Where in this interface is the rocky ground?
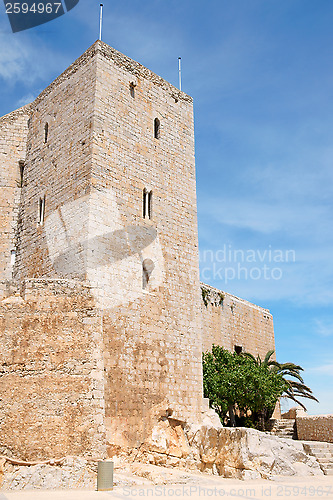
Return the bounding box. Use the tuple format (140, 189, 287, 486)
(1, 462, 333, 500)
(0, 403, 327, 491)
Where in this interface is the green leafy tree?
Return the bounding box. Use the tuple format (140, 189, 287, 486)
(242, 350, 319, 412)
(203, 345, 287, 430)
(203, 347, 235, 425)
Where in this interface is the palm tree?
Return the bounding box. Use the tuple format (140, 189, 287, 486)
(242, 349, 319, 411)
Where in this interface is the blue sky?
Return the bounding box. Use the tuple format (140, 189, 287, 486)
(1, 0, 332, 414)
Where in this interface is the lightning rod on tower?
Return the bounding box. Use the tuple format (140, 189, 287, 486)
(99, 4, 103, 41)
(178, 57, 182, 91)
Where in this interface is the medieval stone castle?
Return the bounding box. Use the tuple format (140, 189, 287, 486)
(0, 41, 275, 461)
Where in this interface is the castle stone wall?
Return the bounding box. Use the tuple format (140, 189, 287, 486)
(296, 414, 333, 444)
(0, 106, 30, 299)
(91, 44, 203, 449)
(0, 279, 106, 461)
(0, 41, 279, 461)
(201, 283, 275, 358)
(16, 49, 97, 282)
(1, 41, 204, 454)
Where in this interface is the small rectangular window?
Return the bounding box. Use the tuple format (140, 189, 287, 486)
(234, 345, 243, 355)
(130, 82, 135, 98)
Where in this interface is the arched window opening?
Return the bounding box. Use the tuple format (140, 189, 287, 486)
(142, 258, 154, 289)
(44, 122, 49, 143)
(130, 82, 135, 98)
(154, 118, 160, 139)
(39, 195, 46, 225)
(143, 189, 152, 219)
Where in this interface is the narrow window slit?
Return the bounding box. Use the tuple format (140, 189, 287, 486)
(39, 195, 46, 225)
(143, 189, 147, 218)
(148, 190, 152, 219)
(143, 189, 152, 219)
(18, 160, 25, 187)
(154, 118, 160, 139)
(10, 250, 16, 266)
(44, 122, 49, 143)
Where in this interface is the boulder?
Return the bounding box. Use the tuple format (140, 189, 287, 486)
(186, 423, 323, 479)
(116, 403, 324, 479)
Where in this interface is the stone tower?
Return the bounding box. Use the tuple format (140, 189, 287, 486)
(0, 41, 278, 462)
(0, 41, 204, 457)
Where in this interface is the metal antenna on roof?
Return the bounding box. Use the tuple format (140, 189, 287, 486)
(99, 4, 103, 41)
(178, 57, 182, 91)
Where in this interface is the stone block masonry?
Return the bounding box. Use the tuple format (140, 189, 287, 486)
(297, 414, 333, 444)
(0, 40, 277, 465)
(0, 279, 106, 461)
(92, 42, 203, 450)
(201, 283, 275, 358)
(0, 40, 204, 458)
(0, 106, 30, 299)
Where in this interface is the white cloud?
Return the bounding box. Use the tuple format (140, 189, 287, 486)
(200, 196, 331, 236)
(308, 364, 333, 376)
(0, 26, 70, 85)
(303, 388, 333, 416)
(198, 131, 333, 306)
(16, 93, 36, 107)
(314, 319, 333, 338)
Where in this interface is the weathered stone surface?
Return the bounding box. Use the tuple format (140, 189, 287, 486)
(189, 424, 323, 479)
(296, 414, 333, 444)
(109, 403, 323, 480)
(0, 405, 324, 490)
(0, 39, 276, 469)
(0, 457, 96, 490)
(0, 280, 106, 461)
(201, 283, 275, 361)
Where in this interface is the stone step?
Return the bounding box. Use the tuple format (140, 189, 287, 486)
(272, 429, 294, 433)
(272, 422, 295, 428)
(275, 432, 294, 436)
(270, 420, 296, 439)
(301, 441, 333, 475)
(317, 458, 333, 465)
(308, 444, 333, 450)
(321, 466, 333, 473)
(271, 428, 294, 433)
(274, 421, 294, 425)
(313, 452, 333, 458)
(304, 441, 333, 448)
(269, 418, 296, 437)
(275, 420, 295, 424)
